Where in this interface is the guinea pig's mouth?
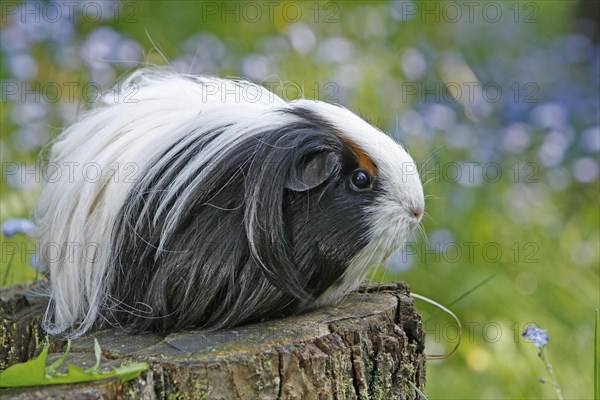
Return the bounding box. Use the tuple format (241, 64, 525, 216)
(383, 209, 423, 260)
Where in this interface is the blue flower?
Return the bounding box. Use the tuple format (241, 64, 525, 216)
(30, 251, 40, 270)
(2, 218, 36, 238)
(522, 324, 549, 348)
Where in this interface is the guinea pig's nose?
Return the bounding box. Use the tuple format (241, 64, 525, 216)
(410, 206, 423, 221)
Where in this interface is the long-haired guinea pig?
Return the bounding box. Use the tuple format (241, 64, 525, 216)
(34, 69, 424, 337)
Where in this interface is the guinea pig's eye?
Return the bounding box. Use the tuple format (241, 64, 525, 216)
(349, 168, 372, 191)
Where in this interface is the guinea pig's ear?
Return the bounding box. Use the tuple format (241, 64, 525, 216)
(285, 152, 338, 192)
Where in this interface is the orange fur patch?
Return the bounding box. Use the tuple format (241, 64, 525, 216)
(342, 138, 378, 177)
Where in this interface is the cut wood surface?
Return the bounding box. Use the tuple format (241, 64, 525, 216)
(1, 281, 425, 399)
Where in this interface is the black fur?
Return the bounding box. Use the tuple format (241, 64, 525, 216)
(106, 107, 378, 333)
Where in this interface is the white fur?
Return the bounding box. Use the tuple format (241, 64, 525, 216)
(35, 69, 423, 336)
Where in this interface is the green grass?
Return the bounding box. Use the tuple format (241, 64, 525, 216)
(595, 309, 599, 400)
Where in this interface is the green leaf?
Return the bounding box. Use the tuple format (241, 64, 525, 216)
(85, 338, 102, 374)
(0, 344, 49, 387)
(112, 363, 150, 382)
(0, 341, 149, 388)
(48, 364, 102, 384)
(46, 340, 72, 379)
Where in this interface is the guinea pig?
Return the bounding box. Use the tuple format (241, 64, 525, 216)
(34, 69, 425, 337)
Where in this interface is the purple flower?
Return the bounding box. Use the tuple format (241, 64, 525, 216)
(522, 324, 549, 348)
(2, 218, 36, 238)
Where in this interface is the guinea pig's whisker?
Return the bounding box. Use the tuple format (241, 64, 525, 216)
(422, 175, 438, 187)
(418, 147, 446, 173)
(375, 235, 398, 297)
(420, 208, 435, 223)
(418, 148, 446, 187)
(417, 223, 429, 247)
(354, 235, 387, 304)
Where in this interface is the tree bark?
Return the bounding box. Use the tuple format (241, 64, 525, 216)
(1, 282, 425, 399)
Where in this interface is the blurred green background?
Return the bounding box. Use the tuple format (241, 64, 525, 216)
(1, 1, 598, 398)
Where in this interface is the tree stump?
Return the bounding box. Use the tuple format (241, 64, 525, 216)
(1, 282, 425, 399)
